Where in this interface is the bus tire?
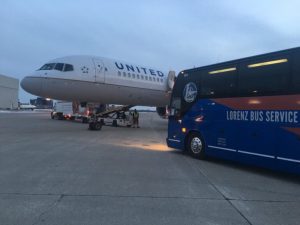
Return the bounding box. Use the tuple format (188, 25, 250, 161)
(187, 132, 205, 159)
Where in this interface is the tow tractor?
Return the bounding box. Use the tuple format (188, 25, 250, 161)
(89, 105, 133, 130)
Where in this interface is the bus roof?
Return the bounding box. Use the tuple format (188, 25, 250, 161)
(182, 46, 300, 74)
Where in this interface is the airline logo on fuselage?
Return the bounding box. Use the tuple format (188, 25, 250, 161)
(115, 62, 164, 77)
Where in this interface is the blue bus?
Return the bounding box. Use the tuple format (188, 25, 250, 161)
(167, 47, 300, 174)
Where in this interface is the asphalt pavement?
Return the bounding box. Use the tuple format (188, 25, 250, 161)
(0, 111, 300, 225)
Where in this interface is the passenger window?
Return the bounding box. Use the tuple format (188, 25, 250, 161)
(141, 75, 144, 80)
(54, 63, 64, 71)
(239, 56, 289, 96)
(132, 74, 135, 79)
(64, 64, 74, 72)
(123, 72, 126, 77)
(128, 73, 131, 78)
(145, 76, 148, 80)
(149, 77, 152, 81)
(118, 71, 121, 76)
(137, 75, 140, 79)
(201, 65, 237, 98)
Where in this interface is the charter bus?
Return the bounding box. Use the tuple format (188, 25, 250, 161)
(167, 47, 300, 174)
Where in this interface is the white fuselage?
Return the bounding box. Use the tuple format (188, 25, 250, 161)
(21, 56, 171, 107)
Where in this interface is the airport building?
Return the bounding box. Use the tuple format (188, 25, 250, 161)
(0, 74, 19, 109)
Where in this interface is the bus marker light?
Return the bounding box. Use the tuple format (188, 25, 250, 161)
(209, 67, 236, 74)
(249, 100, 261, 105)
(182, 128, 187, 133)
(248, 59, 288, 68)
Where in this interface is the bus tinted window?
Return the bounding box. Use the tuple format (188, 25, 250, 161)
(292, 52, 300, 91)
(239, 57, 289, 96)
(200, 66, 237, 98)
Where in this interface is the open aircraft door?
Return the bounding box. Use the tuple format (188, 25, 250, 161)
(93, 59, 105, 83)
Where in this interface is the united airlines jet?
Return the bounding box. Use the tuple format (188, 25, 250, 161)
(21, 56, 175, 117)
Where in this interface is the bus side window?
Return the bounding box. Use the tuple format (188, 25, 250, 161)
(200, 66, 237, 98)
(292, 52, 300, 92)
(238, 56, 289, 96)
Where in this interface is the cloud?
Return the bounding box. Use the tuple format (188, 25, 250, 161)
(1, 0, 300, 101)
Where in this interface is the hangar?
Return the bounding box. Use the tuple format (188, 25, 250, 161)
(0, 74, 19, 109)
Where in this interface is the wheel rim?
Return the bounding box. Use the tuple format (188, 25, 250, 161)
(190, 137, 202, 154)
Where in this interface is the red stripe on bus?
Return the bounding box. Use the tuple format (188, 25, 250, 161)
(213, 95, 300, 110)
(283, 127, 300, 137)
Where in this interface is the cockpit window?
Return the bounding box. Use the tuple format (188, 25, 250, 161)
(54, 63, 64, 71)
(64, 64, 74, 72)
(39, 63, 56, 70)
(38, 63, 74, 72)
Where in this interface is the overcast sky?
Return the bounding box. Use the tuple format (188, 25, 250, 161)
(1, 0, 300, 102)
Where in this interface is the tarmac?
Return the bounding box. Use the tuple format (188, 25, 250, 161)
(1, 111, 300, 225)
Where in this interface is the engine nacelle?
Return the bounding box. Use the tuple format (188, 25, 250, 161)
(167, 70, 176, 90)
(156, 106, 169, 118)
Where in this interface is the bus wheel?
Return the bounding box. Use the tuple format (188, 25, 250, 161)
(187, 132, 205, 159)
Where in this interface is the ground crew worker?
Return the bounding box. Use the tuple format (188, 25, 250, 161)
(132, 109, 140, 128)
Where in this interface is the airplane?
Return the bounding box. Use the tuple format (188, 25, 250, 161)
(21, 55, 175, 117)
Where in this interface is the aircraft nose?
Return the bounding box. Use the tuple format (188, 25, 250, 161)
(20, 76, 42, 96)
